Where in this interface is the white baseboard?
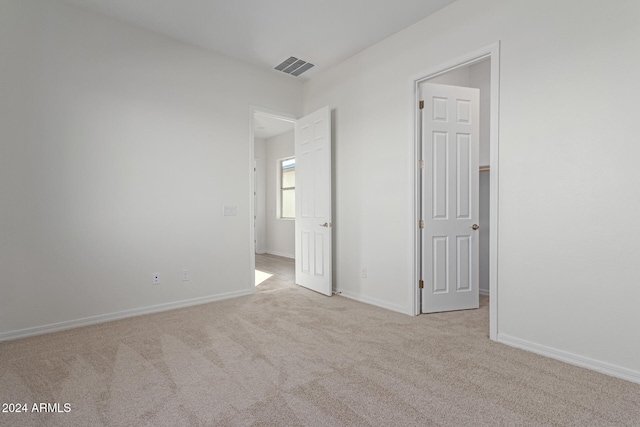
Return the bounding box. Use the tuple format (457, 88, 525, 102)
(498, 333, 640, 385)
(0, 289, 253, 342)
(265, 250, 294, 259)
(479, 289, 490, 296)
(336, 289, 412, 316)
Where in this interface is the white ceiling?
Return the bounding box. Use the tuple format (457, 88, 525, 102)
(62, 0, 458, 80)
(253, 114, 295, 140)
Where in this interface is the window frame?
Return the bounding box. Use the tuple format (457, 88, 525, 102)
(278, 157, 295, 220)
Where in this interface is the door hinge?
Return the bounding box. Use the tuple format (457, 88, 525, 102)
(419, 220, 424, 229)
(419, 100, 424, 110)
(419, 279, 424, 289)
(419, 160, 424, 169)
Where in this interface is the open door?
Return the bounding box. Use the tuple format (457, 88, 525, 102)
(421, 83, 479, 313)
(295, 107, 332, 296)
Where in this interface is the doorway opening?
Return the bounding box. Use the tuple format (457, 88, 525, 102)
(255, 253, 295, 291)
(412, 42, 500, 340)
(250, 108, 297, 289)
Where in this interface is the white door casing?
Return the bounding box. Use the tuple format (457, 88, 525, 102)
(253, 159, 257, 251)
(421, 83, 479, 313)
(295, 107, 332, 296)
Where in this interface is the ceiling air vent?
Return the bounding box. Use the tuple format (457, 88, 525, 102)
(274, 56, 315, 77)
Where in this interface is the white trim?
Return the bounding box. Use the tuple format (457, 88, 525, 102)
(479, 289, 490, 296)
(409, 67, 422, 316)
(0, 289, 253, 342)
(488, 45, 501, 342)
(409, 42, 501, 342)
(249, 106, 298, 290)
(254, 110, 297, 124)
(498, 334, 640, 385)
(265, 250, 295, 259)
(276, 155, 296, 220)
(249, 107, 257, 289)
(337, 290, 412, 316)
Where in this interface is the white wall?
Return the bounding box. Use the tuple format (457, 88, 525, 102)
(303, 0, 640, 378)
(426, 66, 470, 86)
(469, 60, 491, 168)
(265, 130, 295, 258)
(0, 0, 302, 338)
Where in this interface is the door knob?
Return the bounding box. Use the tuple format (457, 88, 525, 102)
(471, 224, 479, 230)
(319, 222, 331, 228)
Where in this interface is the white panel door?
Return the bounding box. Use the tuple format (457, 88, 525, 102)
(421, 83, 479, 313)
(295, 107, 332, 296)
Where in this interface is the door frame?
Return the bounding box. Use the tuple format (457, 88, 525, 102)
(249, 106, 297, 290)
(410, 42, 500, 340)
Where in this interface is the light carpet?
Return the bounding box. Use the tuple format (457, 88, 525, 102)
(1, 280, 639, 426)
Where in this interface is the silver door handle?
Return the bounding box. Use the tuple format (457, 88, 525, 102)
(319, 222, 331, 227)
(471, 224, 479, 230)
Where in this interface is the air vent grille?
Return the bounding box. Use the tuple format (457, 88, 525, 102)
(274, 56, 315, 76)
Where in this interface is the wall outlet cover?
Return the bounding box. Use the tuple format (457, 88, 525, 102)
(223, 205, 237, 216)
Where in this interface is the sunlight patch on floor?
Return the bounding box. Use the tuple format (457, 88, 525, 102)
(255, 270, 273, 286)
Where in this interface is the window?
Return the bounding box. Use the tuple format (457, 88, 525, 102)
(280, 158, 295, 219)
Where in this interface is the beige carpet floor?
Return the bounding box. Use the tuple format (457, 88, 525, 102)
(1, 261, 640, 426)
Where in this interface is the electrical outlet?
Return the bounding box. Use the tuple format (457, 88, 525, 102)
(181, 269, 190, 282)
(360, 268, 367, 278)
(152, 273, 160, 285)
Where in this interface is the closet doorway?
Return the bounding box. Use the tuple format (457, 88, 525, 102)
(412, 43, 500, 339)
